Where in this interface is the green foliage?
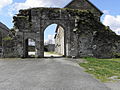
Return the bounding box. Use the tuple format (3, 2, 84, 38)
(3, 36, 13, 41)
(80, 57, 120, 82)
(113, 52, 120, 58)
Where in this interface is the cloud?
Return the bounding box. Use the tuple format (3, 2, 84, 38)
(48, 35, 54, 40)
(45, 35, 55, 45)
(0, 0, 13, 9)
(103, 15, 120, 35)
(9, 0, 72, 17)
(11, 0, 52, 11)
(10, 0, 72, 11)
(103, 10, 110, 15)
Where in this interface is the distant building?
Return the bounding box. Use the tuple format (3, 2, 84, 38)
(65, 0, 103, 21)
(54, 26, 64, 55)
(0, 22, 11, 57)
(44, 44, 55, 52)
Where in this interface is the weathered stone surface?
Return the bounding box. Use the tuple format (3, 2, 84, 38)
(73, 17, 120, 58)
(13, 8, 83, 58)
(11, 7, 120, 58)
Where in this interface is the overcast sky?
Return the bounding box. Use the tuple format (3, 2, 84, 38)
(0, 0, 120, 40)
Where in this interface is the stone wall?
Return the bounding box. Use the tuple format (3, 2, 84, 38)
(72, 14, 120, 58)
(13, 8, 77, 58)
(13, 8, 120, 58)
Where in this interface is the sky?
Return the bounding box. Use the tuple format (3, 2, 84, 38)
(0, 0, 120, 42)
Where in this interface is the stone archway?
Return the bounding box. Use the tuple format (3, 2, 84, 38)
(12, 7, 120, 59)
(31, 9, 73, 58)
(43, 23, 66, 57)
(36, 20, 69, 58)
(13, 8, 76, 58)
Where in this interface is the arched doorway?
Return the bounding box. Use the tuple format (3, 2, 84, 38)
(44, 24, 65, 57)
(25, 38, 36, 58)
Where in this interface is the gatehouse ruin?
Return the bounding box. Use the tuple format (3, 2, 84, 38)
(1, 0, 120, 58)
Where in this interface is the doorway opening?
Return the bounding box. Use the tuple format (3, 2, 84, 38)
(44, 24, 65, 57)
(25, 38, 36, 58)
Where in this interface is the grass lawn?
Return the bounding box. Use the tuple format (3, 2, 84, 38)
(80, 57, 120, 82)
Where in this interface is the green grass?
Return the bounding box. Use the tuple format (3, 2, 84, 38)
(80, 57, 120, 82)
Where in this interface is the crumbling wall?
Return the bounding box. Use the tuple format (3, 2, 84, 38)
(1, 34, 19, 58)
(73, 13, 120, 58)
(92, 27, 120, 58)
(13, 8, 84, 58)
(13, 7, 120, 58)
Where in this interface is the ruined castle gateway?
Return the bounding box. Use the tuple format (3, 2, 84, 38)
(0, 0, 119, 58)
(13, 8, 89, 58)
(13, 8, 76, 58)
(13, 8, 120, 58)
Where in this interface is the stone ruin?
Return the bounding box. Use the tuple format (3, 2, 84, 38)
(0, 22, 14, 58)
(1, 0, 120, 58)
